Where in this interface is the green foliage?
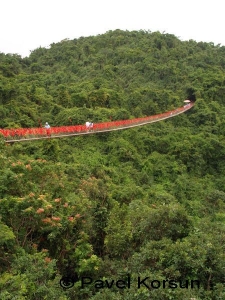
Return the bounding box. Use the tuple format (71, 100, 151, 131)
(1, 30, 225, 299)
(0, 250, 68, 300)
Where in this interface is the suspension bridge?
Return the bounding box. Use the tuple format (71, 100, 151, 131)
(1, 101, 194, 143)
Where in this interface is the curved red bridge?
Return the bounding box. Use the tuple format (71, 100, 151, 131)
(1, 101, 194, 143)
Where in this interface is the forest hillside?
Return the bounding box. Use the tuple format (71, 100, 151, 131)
(1, 30, 225, 299)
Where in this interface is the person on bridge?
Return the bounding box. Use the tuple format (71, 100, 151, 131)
(44, 122, 51, 136)
(85, 121, 93, 131)
(45, 122, 50, 129)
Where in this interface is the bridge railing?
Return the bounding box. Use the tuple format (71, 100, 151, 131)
(1, 102, 193, 142)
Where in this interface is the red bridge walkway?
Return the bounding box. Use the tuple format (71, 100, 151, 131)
(1, 101, 194, 143)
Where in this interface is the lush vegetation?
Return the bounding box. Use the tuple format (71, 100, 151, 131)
(1, 29, 225, 299)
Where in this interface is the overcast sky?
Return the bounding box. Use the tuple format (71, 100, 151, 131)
(1, 0, 224, 57)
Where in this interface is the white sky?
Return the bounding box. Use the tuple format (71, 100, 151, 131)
(1, 0, 224, 57)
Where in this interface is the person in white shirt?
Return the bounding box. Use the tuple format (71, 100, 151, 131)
(45, 122, 50, 129)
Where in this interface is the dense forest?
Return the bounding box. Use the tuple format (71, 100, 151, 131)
(1, 29, 225, 299)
